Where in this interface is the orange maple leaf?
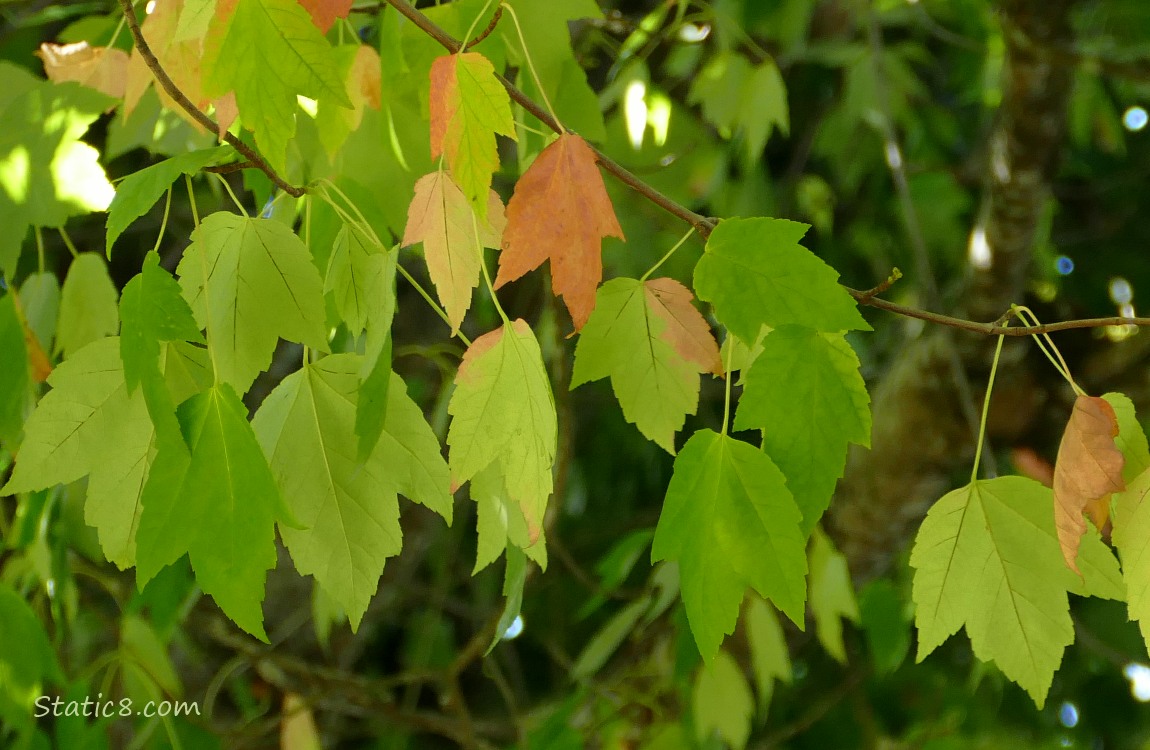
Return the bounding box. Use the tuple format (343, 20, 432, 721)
(296, 0, 353, 33)
(124, 0, 209, 130)
(644, 278, 722, 376)
(495, 133, 625, 330)
(1053, 394, 1126, 572)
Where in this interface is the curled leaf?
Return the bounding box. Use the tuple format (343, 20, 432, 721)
(1053, 394, 1125, 573)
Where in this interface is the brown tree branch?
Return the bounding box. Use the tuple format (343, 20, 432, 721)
(115, 0, 307, 198)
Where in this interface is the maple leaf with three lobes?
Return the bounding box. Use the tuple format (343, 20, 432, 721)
(496, 133, 625, 330)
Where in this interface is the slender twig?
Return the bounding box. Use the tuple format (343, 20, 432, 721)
(849, 289, 1150, 336)
(114, 0, 307, 197)
(856, 268, 902, 302)
(204, 161, 255, 175)
(464, 5, 502, 50)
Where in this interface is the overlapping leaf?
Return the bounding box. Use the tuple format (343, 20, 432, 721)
(1053, 394, 1125, 572)
(1, 339, 209, 568)
(448, 319, 556, 540)
(911, 476, 1124, 707)
(0, 65, 114, 272)
(105, 146, 232, 257)
(694, 217, 869, 342)
(652, 429, 807, 661)
(177, 211, 327, 394)
(495, 133, 624, 330)
(745, 596, 791, 713)
(1108, 394, 1150, 652)
(56, 253, 119, 358)
(0, 294, 30, 443)
(693, 650, 754, 749)
(120, 252, 204, 447)
(471, 462, 547, 574)
(429, 51, 515, 217)
(298, 0, 354, 32)
(808, 527, 859, 663)
(136, 383, 287, 641)
(402, 169, 506, 334)
(254, 354, 450, 629)
(572, 277, 718, 453)
(38, 42, 128, 99)
(315, 44, 382, 157)
(734, 326, 871, 534)
(200, 0, 350, 170)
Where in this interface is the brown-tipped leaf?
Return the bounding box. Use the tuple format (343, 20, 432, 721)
(1053, 394, 1125, 572)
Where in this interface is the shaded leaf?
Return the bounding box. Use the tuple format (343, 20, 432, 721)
(745, 595, 791, 714)
(693, 650, 753, 749)
(56, 253, 119, 358)
(808, 527, 859, 663)
(495, 133, 624, 330)
(472, 462, 546, 574)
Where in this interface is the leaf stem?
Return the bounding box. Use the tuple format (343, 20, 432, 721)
(499, 2, 563, 131)
(475, 213, 509, 325)
(721, 330, 734, 435)
(34, 227, 45, 273)
(970, 331, 1006, 484)
(1011, 304, 1084, 396)
(640, 227, 695, 282)
(213, 173, 249, 218)
(185, 174, 201, 228)
(58, 227, 79, 258)
(150, 187, 173, 255)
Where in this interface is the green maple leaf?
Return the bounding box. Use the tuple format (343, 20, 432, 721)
(200, 0, 350, 171)
(430, 52, 516, 218)
(177, 211, 327, 395)
(120, 253, 204, 445)
(572, 278, 700, 453)
(734, 325, 871, 534)
(652, 429, 807, 662)
(56, 253, 119, 358)
(471, 462, 547, 574)
(1, 339, 209, 569)
(692, 649, 754, 749)
(0, 294, 29, 444)
(322, 222, 399, 460)
(0, 65, 115, 273)
(253, 354, 450, 629)
(1109, 394, 1150, 652)
(744, 595, 791, 713)
(693, 217, 869, 342)
(448, 319, 556, 541)
(0, 583, 63, 730)
(911, 475, 1123, 707)
(325, 224, 392, 336)
(807, 527, 859, 664)
(136, 383, 287, 641)
(105, 146, 232, 258)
